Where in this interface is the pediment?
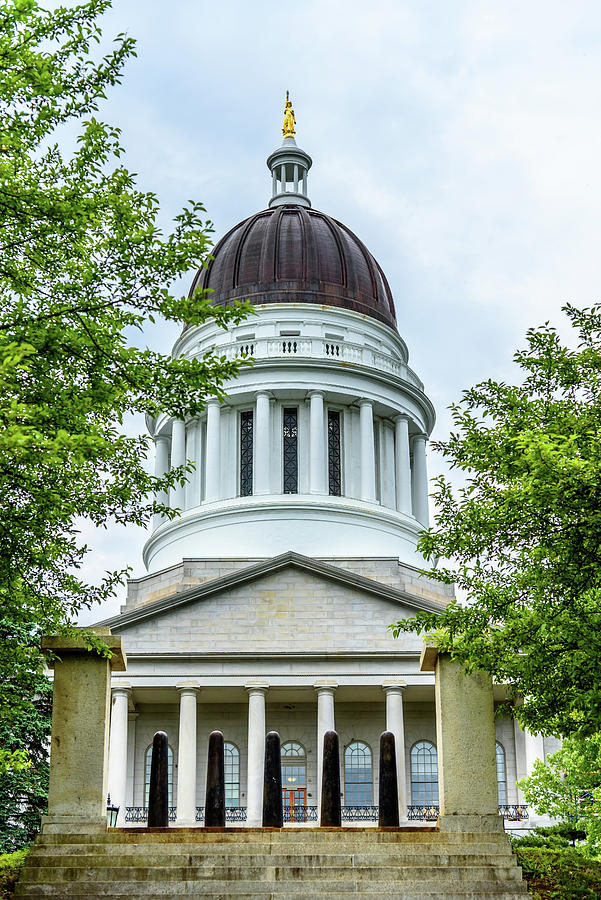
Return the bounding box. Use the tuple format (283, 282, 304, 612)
(98, 552, 443, 656)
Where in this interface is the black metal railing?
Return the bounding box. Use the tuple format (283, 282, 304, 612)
(283, 805, 318, 823)
(194, 807, 248, 823)
(341, 805, 379, 821)
(499, 804, 529, 821)
(407, 805, 440, 821)
(124, 807, 176, 823)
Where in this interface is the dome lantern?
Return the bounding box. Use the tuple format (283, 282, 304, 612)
(266, 92, 312, 208)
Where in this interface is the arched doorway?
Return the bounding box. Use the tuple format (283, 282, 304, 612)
(281, 741, 307, 822)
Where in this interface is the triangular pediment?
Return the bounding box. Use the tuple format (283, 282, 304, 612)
(98, 552, 444, 655)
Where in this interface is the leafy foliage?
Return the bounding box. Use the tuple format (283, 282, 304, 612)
(0, 849, 28, 900)
(518, 734, 601, 854)
(515, 847, 601, 900)
(0, 674, 51, 852)
(392, 305, 601, 736)
(0, 0, 249, 717)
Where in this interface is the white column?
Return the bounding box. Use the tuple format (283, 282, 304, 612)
(176, 683, 200, 825)
(411, 433, 429, 527)
(153, 436, 170, 528)
(185, 419, 201, 509)
(272, 168, 277, 198)
(255, 392, 271, 495)
(293, 163, 299, 193)
(315, 681, 337, 811)
(309, 391, 326, 494)
(170, 419, 186, 511)
(383, 681, 407, 820)
(204, 399, 221, 502)
(359, 399, 376, 502)
(524, 729, 546, 777)
(245, 681, 268, 827)
(394, 415, 412, 515)
(107, 684, 131, 825)
(381, 421, 396, 508)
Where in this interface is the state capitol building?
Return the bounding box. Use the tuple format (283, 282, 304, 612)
(97, 101, 554, 831)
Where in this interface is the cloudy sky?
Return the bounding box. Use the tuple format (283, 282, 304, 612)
(76, 0, 601, 621)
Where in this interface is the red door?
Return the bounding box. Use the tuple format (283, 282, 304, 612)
(282, 787, 307, 822)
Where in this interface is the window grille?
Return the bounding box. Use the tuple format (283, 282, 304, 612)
(282, 408, 298, 493)
(144, 744, 174, 807)
(496, 741, 507, 805)
(410, 740, 438, 806)
(224, 742, 240, 808)
(327, 410, 342, 496)
(344, 741, 373, 806)
(239, 410, 253, 496)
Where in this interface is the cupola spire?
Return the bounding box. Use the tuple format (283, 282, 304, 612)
(267, 92, 312, 208)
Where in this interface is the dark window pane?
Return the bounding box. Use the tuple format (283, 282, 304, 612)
(328, 410, 341, 495)
(344, 741, 372, 807)
(283, 408, 298, 493)
(240, 410, 253, 496)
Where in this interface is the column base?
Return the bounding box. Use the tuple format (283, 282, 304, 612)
(41, 815, 108, 834)
(438, 813, 504, 834)
(175, 818, 197, 827)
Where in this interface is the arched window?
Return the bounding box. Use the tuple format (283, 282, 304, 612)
(344, 741, 373, 806)
(224, 742, 240, 808)
(496, 741, 507, 805)
(144, 743, 174, 807)
(410, 740, 438, 805)
(281, 741, 307, 787)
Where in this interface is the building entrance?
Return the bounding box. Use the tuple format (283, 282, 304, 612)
(281, 741, 307, 823)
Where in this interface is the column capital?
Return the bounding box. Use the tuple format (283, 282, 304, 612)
(393, 413, 410, 423)
(154, 434, 170, 445)
(308, 389, 325, 399)
(245, 680, 269, 696)
(358, 398, 373, 408)
(111, 682, 132, 699)
(176, 681, 201, 697)
(255, 390, 272, 400)
(412, 432, 428, 443)
(382, 680, 407, 695)
(205, 396, 220, 407)
(314, 680, 338, 695)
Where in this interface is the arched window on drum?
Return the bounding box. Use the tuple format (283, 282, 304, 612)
(496, 741, 508, 805)
(344, 741, 373, 806)
(410, 740, 438, 805)
(224, 742, 240, 808)
(144, 743, 174, 807)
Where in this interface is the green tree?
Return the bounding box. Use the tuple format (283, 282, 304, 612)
(0, 672, 51, 852)
(392, 304, 601, 737)
(517, 734, 601, 853)
(0, 0, 249, 739)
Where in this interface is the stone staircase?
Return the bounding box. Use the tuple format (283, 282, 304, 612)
(15, 827, 528, 899)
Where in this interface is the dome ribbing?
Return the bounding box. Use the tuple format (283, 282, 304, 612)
(189, 205, 397, 331)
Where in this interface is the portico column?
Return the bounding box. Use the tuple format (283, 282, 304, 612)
(411, 433, 429, 527)
(315, 681, 337, 811)
(153, 436, 170, 527)
(309, 391, 326, 494)
(255, 391, 271, 495)
(382, 682, 407, 820)
(359, 399, 376, 502)
(204, 399, 221, 502)
(394, 415, 412, 515)
(176, 683, 200, 825)
(170, 419, 186, 511)
(245, 681, 268, 827)
(524, 729, 546, 777)
(107, 684, 131, 826)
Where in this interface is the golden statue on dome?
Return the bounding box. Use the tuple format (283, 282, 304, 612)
(282, 91, 296, 138)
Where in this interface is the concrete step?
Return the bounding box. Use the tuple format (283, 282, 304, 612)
(26, 850, 514, 867)
(19, 863, 525, 884)
(15, 883, 528, 898)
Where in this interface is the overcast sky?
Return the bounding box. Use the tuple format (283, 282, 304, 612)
(76, 0, 601, 621)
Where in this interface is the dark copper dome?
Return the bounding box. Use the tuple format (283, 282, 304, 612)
(189, 205, 397, 330)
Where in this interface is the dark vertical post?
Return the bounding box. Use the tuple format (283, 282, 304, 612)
(262, 731, 283, 827)
(379, 730, 399, 827)
(205, 730, 225, 827)
(320, 730, 341, 827)
(147, 731, 169, 828)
